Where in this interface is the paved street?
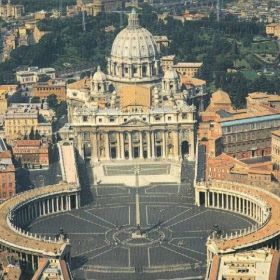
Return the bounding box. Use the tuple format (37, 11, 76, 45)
(28, 161, 254, 280)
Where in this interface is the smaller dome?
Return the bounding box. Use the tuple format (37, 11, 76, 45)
(43, 100, 49, 110)
(93, 66, 106, 82)
(164, 67, 179, 80)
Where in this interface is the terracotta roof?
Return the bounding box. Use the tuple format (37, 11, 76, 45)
(268, 95, 280, 102)
(0, 150, 12, 159)
(248, 92, 269, 99)
(120, 85, 151, 109)
(271, 129, 280, 137)
(67, 77, 90, 90)
(211, 90, 231, 104)
(15, 140, 41, 147)
(208, 255, 220, 280)
(269, 249, 280, 280)
(31, 258, 49, 280)
(181, 77, 206, 86)
(60, 260, 72, 280)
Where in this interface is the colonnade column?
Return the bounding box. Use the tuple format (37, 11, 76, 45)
(56, 197, 59, 212)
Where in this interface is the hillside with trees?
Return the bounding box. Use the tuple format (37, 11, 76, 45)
(1, 4, 279, 108)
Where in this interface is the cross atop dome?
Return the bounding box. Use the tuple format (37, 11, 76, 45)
(128, 8, 140, 28)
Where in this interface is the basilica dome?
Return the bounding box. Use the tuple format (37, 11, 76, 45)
(110, 10, 158, 61)
(107, 9, 161, 88)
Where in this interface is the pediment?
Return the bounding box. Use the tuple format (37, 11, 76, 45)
(121, 118, 150, 127)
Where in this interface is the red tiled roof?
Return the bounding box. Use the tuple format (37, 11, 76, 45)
(208, 255, 220, 280)
(15, 140, 41, 147)
(269, 249, 280, 280)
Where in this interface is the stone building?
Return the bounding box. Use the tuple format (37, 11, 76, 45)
(16, 67, 55, 87)
(33, 79, 67, 101)
(12, 140, 49, 169)
(4, 103, 53, 144)
(199, 90, 280, 160)
(67, 0, 122, 17)
(0, 0, 24, 19)
(207, 153, 272, 186)
(0, 138, 16, 201)
(62, 9, 198, 163)
(271, 130, 280, 180)
(207, 248, 280, 280)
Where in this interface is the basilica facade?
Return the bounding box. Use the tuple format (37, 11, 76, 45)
(61, 9, 197, 163)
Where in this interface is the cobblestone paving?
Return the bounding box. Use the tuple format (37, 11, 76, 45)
(28, 162, 254, 280)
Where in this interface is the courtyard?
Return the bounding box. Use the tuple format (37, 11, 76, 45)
(28, 162, 254, 280)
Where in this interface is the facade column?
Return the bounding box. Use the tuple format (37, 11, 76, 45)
(120, 132, 124, 159)
(105, 132, 110, 160)
(77, 133, 84, 162)
(139, 131, 143, 159)
(173, 130, 179, 160)
(207, 192, 210, 207)
(116, 132, 121, 159)
(128, 132, 133, 160)
(147, 131, 151, 159)
(162, 131, 166, 158)
(151, 131, 155, 158)
(68, 195, 71, 210)
(222, 194, 224, 209)
(230, 195, 233, 211)
(91, 132, 99, 163)
(217, 193, 220, 208)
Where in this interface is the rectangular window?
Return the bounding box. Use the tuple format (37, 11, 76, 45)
(83, 116, 88, 122)
(98, 118, 102, 123)
(168, 116, 172, 121)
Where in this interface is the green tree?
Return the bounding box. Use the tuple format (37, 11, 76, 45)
(29, 127, 35, 140)
(47, 94, 58, 109)
(31, 97, 40, 103)
(38, 74, 50, 82)
(35, 129, 41, 140)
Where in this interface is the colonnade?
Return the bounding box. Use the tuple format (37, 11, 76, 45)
(194, 180, 280, 279)
(13, 193, 80, 227)
(0, 185, 80, 272)
(202, 190, 268, 224)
